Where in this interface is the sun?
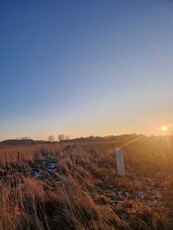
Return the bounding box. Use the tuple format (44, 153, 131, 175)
(161, 126, 168, 131)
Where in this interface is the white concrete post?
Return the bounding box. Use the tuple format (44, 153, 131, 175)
(116, 148, 125, 176)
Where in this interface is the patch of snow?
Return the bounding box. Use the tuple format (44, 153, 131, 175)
(34, 171, 41, 178)
(135, 191, 145, 199)
(133, 178, 143, 184)
(125, 192, 130, 197)
(47, 162, 57, 172)
(152, 189, 161, 199)
(117, 191, 123, 198)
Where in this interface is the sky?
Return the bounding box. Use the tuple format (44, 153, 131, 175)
(1, 0, 173, 140)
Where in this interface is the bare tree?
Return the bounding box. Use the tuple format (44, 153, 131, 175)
(48, 135, 54, 142)
(66, 135, 70, 140)
(58, 134, 65, 142)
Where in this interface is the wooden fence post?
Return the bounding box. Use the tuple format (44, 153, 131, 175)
(17, 151, 20, 162)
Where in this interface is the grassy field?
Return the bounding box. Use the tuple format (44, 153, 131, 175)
(0, 136, 173, 230)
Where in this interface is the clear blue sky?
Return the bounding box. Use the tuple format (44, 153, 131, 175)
(1, 0, 173, 140)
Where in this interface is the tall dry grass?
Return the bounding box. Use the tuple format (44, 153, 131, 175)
(0, 136, 173, 229)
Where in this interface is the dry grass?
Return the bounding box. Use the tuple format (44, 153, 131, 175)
(0, 136, 173, 229)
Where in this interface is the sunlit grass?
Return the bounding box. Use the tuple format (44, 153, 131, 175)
(0, 136, 173, 229)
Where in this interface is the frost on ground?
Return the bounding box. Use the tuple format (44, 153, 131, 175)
(33, 161, 58, 178)
(98, 173, 166, 209)
(0, 158, 166, 209)
(0, 140, 173, 230)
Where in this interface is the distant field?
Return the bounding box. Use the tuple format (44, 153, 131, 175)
(0, 136, 173, 230)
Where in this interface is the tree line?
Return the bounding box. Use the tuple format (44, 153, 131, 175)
(47, 134, 70, 142)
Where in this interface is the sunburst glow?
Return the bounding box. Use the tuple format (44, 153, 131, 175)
(161, 126, 168, 131)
